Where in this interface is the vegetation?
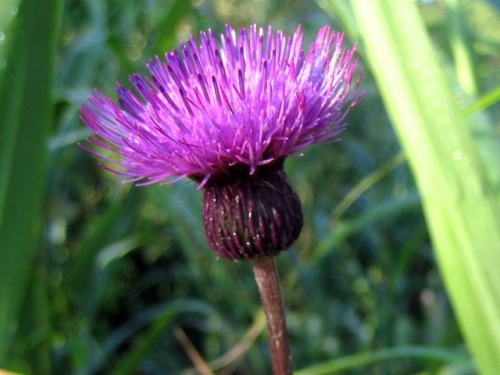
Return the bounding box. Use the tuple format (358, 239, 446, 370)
(0, 0, 499, 374)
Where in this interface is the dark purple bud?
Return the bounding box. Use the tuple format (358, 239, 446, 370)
(201, 160, 303, 260)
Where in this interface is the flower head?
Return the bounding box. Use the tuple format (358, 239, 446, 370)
(80, 24, 362, 260)
(80, 24, 362, 187)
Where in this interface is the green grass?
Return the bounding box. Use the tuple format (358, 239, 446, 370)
(0, 0, 499, 374)
(0, 0, 62, 369)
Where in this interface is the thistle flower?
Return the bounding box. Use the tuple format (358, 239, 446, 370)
(80, 24, 362, 261)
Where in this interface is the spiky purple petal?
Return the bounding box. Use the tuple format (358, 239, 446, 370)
(80, 24, 362, 186)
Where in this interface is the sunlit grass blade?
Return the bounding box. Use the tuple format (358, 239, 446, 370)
(294, 345, 470, 375)
(0, 0, 62, 363)
(463, 85, 500, 117)
(445, 0, 478, 96)
(344, 0, 500, 374)
(331, 152, 405, 221)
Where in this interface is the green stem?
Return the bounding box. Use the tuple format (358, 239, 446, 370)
(251, 256, 292, 375)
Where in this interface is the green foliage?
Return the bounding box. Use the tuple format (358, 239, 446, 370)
(345, 0, 500, 373)
(0, 0, 498, 374)
(0, 0, 62, 367)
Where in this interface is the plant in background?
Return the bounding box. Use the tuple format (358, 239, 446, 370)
(80, 24, 362, 374)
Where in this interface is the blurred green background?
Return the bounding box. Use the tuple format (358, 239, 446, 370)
(0, 0, 499, 374)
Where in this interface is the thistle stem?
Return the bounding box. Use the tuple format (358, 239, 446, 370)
(251, 256, 292, 375)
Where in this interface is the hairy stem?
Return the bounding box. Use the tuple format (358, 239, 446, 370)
(252, 256, 292, 375)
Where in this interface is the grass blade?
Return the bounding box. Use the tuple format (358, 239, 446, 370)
(0, 0, 62, 363)
(346, 1, 500, 373)
(295, 345, 470, 375)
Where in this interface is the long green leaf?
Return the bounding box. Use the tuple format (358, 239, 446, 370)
(295, 345, 470, 375)
(346, 1, 500, 374)
(444, 0, 478, 96)
(0, 0, 62, 363)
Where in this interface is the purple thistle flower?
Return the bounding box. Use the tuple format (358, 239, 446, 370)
(80, 24, 362, 260)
